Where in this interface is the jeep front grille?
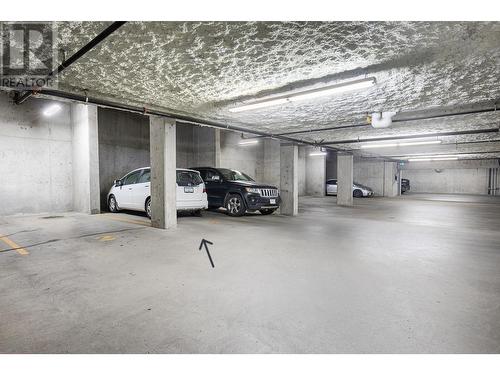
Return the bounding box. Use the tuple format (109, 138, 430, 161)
(260, 188, 278, 197)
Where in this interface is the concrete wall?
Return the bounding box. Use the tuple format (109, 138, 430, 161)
(305, 147, 326, 196)
(177, 123, 218, 169)
(401, 168, 489, 194)
(220, 131, 264, 182)
(400, 159, 497, 195)
(353, 160, 385, 196)
(176, 123, 195, 168)
(401, 159, 499, 171)
(298, 146, 328, 196)
(193, 126, 218, 168)
(343, 158, 499, 196)
(97, 108, 150, 210)
(326, 151, 337, 180)
(0, 93, 73, 215)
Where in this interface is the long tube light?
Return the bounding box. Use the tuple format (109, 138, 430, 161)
(238, 139, 259, 146)
(360, 140, 442, 149)
(401, 154, 460, 159)
(309, 151, 327, 156)
(408, 157, 459, 162)
(229, 77, 376, 113)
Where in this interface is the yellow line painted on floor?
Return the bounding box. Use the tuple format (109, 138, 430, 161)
(99, 235, 116, 241)
(0, 234, 29, 256)
(99, 214, 151, 227)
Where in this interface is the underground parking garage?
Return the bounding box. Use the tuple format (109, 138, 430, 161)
(1, 19, 500, 356)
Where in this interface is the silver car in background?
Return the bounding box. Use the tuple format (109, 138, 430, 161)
(326, 179, 374, 197)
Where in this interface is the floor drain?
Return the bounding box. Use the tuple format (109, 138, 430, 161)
(41, 215, 64, 219)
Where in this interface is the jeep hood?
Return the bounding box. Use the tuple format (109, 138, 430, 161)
(227, 180, 278, 189)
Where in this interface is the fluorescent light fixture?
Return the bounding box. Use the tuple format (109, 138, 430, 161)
(361, 140, 442, 149)
(309, 151, 327, 156)
(229, 77, 376, 113)
(238, 139, 259, 146)
(401, 154, 459, 159)
(230, 98, 289, 113)
(43, 104, 61, 116)
(361, 142, 399, 149)
(399, 140, 442, 147)
(287, 79, 375, 102)
(408, 157, 459, 162)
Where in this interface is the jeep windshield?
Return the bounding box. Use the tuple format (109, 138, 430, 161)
(218, 168, 254, 182)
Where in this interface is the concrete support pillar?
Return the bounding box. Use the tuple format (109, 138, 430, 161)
(280, 144, 298, 216)
(305, 147, 326, 196)
(149, 116, 177, 229)
(297, 146, 307, 196)
(263, 138, 281, 188)
(337, 153, 353, 206)
(383, 161, 399, 197)
(214, 129, 221, 168)
(71, 103, 100, 214)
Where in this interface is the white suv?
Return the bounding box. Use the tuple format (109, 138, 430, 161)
(107, 167, 208, 218)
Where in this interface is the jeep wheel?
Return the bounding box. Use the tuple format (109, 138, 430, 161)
(226, 194, 246, 217)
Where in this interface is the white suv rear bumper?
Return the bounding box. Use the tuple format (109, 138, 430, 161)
(177, 198, 208, 211)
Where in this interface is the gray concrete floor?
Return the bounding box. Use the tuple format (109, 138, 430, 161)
(1, 194, 500, 353)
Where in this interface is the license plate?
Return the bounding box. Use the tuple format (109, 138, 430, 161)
(269, 199, 276, 204)
(184, 187, 194, 193)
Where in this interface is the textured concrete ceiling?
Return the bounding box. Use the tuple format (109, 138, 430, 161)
(52, 21, 500, 158)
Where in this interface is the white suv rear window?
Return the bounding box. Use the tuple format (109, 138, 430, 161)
(177, 171, 203, 186)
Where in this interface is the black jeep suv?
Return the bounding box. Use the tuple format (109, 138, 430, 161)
(401, 178, 410, 194)
(190, 167, 281, 216)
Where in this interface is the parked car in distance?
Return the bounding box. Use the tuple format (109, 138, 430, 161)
(107, 167, 208, 218)
(326, 179, 374, 197)
(190, 167, 281, 216)
(401, 178, 410, 194)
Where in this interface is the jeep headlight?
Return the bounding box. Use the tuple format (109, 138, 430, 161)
(245, 187, 261, 195)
